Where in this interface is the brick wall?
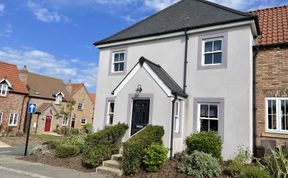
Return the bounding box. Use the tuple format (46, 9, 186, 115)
(255, 46, 288, 146)
(0, 92, 28, 135)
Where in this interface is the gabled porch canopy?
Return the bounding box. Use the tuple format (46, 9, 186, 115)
(112, 57, 188, 98)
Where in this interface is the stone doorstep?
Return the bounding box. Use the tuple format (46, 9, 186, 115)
(111, 154, 122, 161)
(103, 160, 121, 169)
(96, 166, 123, 176)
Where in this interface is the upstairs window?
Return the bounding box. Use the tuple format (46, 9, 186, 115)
(9, 113, 18, 126)
(106, 101, 115, 126)
(78, 103, 84, 110)
(55, 92, 64, 104)
(266, 98, 288, 133)
(0, 84, 8, 96)
(202, 38, 223, 66)
(112, 51, 125, 73)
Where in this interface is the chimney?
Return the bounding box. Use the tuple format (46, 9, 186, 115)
(66, 80, 72, 94)
(19, 65, 28, 85)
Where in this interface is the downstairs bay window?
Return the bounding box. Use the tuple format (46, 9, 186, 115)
(266, 98, 288, 133)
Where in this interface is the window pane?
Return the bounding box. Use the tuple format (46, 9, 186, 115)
(114, 53, 120, 61)
(282, 115, 288, 130)
(213, 52, 222, 64)
(200, 119, 208, 132)
(174, 102, 179, 115)
(110, 102, 115, 113)
(119, 63, 124, 71)
(210, 120, 218, 131)
(209, 105, 218, 118)
(204, 54, 213, 64)
(205, 42, 213, 52)
(200, 105, 208, 117)
(214, 40, 222, 51)
(119, 53, 125, 61)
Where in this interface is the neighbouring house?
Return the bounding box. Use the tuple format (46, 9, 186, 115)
(88, 93, 96, 121)
(93, 0, 260, 159)
(19, 66, 73, 134)
(250, 5, 288, 152)
(0, 61, 29, 135)
(66, 81, 95, 129)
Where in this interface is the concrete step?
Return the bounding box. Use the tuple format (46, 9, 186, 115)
(119, 147, 123, 154)
(103, 160, 121, 169)
(111, 154, 122, 161)
(96, 166, 123, 176)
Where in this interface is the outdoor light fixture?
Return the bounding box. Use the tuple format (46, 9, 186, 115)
(136, 84, 142, 93)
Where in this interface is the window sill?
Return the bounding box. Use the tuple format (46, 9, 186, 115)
(8, 125, 17, 127)
(262, 132, 288, 139)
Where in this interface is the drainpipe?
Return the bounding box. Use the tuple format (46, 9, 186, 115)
(170, 94, 177, 159)
(253, 46, 259, 155)
(183, 30, 189, 93)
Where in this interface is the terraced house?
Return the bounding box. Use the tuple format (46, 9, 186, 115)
(93, 0, 260, 159)
(0, 61, 28, 135)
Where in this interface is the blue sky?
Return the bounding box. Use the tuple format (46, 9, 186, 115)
(0, 0, 287, 93)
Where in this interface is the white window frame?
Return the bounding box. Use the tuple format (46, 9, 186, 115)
(174, 100, 180, 133)
(106, 101, 115, 126)
(80, 118, 87, 125)
(62, 116, 68, 126)
(202, 37, 223, 66)
(0, 84, 8, 97)
(0, 112, 3, 125)
(197, 103, 219, 132)
(111, 51, 125, 73)
(265, 97, 288, 133)
(78, 102, 84, 110)
(8, 113, 18, 126)
(55, 95, 63, 104)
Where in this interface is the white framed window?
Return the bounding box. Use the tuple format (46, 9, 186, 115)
(0, 84, 8, 96)
(174, 100, 180, 133)
(112, 51, 125, 73)
(55, 95, 63, 104)
(106, 101, 115, 126)
(198, 103, 219, 132)
(266, 98, 288, 133)
(0, 112, 3, 125)
(62, 116, 68, 126)
(8, 113, 18, 126)
(80, 118, 87, 125)
(78, 103, 84, 110)
(202, 38, 223, 66)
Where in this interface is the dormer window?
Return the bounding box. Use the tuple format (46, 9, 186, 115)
(0, 79, 11, 97)
(55, 91, 65, 104)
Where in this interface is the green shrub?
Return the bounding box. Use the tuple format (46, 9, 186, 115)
(30, 145, 49, 156)
(143, 143, 168, 172)
(122, 125, 164, 175)
(256, 147, 288, 178)
(60, 127, 69, 135)
(83, 123, 93, 133)
(42, 140, 61, 149)
(178, 151, 221, 178)
(229, 147, 252, 176)
(65, 134, 86, 151)
(56, 144, 80, 158)
(241, 166, 270, 178)
(82, 123, 128, 168)
(185, 131, 222, 160)
(71, 128, 80, 135)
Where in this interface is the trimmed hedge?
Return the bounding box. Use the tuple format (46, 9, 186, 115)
(122, 125, 164, 175)
(185, 131, 222, 160)
(82, 123, 128, 168)
(56, 144, 80, 158)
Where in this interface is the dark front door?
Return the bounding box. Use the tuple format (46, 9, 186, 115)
(131, 100, 150, 135)
(71, 118, 76, 128)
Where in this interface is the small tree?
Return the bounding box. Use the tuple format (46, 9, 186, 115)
(55, 100, 75, 135)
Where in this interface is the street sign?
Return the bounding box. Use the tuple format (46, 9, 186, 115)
(28, 103, 36, 113)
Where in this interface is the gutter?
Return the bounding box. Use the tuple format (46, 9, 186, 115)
(170, 94, 177, 159)
(183, 30, 188, 93)
(252, 46, 259, 155)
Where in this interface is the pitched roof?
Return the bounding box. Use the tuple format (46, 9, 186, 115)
(88, 93, 96, 105)
(95, 0, 258, 46)
(36, 103, 57, 114)
(0, 61, 28, 94)
(250, 5, 288, 46)
(71, 83, 83, 94)
(27, 72, 73, 101)
(112, 57, 187, 98)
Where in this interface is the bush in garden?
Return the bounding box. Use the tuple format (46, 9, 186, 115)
(60, 127, 69, 135)
(82, 123, 128, 168)
(30, 145, 49, 156)
(178, 151, 221, 178)
(83, 123, 93, 133)
(256, 147, 288, 178)
(228, 147, 252, 176)
(71, 128, 80, 135)
(65, 134, 86, 152)
(185, 131, 222, 160)
(143, 143, 168, 172)
(241, 166, 270, 178)
(56, 144, 80, 158)
(122, 125, 164, 175)
(42, 140, 61, 150)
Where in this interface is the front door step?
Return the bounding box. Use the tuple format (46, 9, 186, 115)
(96, 153, 123, 176)
(96, 166, 122, 176)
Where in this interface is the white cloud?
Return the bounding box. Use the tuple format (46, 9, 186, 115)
(144, 0, 179, 10)
(0, 4, 5, 14)
(0, 47, 98, 92)
(0, 24, 13, 37)
(27, 1, 68, 23)
(208, 0, 254, 9)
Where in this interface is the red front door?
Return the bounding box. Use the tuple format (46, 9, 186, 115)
(44, 116, 52, 132)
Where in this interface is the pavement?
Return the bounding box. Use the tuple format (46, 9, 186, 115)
(0, 155, 113, 178)
(0, 141, 11, 148)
